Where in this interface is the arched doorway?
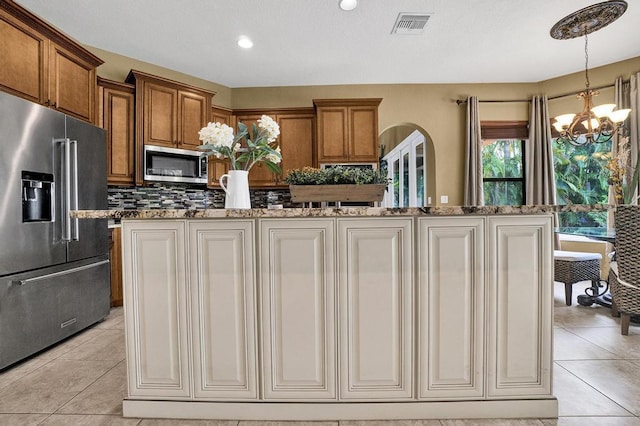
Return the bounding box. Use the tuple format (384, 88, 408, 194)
(379, 123, 436, 207)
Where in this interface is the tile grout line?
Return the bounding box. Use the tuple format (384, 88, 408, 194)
(554, 361, 638, 418)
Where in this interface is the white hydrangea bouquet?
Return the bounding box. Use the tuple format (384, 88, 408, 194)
(198, 115, 282, 173)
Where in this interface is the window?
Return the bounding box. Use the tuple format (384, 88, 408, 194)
(481, 122, 528, 206)
(552, 138, 611, 227)
(482, 139, 525, 205)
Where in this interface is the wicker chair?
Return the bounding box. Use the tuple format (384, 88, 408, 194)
(609, 205, 640, 335)
(554, 250, 602, 306)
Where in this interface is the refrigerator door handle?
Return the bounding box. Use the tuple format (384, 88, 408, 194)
(10, 260, 110, 286)
(70, 139, 79, 241)
(56, 137, 72, 242)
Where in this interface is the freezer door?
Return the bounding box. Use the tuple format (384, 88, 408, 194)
(0, 92, 67, 276)
(64, 116, 109, 262)
(0, 256, 110, 370)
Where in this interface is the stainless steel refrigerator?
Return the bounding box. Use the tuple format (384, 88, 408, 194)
(0, 91, 110, 370)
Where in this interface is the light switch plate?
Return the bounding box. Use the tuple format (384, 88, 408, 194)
(440, 195, 448, 204)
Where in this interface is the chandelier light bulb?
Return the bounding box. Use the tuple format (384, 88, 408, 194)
(553, 114, 576, 127)
(339, 0, 358, 11)
(591, 104, 616, 118)
(609, 109, 632, 123)
(552, 122, 566, 133)
(581, 118, 600, 131)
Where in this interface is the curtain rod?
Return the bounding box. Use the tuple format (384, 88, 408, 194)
(455, 82, 621, 105)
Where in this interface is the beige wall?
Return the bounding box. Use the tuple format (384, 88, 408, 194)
(86, 44, 640, 205)
(85, 46, 232, 107)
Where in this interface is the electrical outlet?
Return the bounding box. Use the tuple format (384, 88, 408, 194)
(427, 196, 432, 205)
(440, 195, 449, 204)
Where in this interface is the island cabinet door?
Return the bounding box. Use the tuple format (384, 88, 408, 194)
(337, 218, 413, 400)
(486, 215, 553, 398)
(259, 219, 337, 400)
(188, 220, 258, 400)
(417, 217, 485, 399)
(122, 220, 191, 398)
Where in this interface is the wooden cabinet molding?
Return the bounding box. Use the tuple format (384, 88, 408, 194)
(0, 1, 103, 66)
(125, 70, 215, 185)
(0, 1, 102, 122)
(98, 77, 135, 186)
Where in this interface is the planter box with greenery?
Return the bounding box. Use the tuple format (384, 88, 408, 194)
(285, 166, 389, 203)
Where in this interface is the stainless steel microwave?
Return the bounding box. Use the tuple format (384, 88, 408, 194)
(144, 145, 208, 184)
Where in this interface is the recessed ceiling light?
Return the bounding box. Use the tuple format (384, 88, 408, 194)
(339, 0, 357, 11)
(237, 36, 253, 49)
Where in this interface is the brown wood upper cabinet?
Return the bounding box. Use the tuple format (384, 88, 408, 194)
(216, 109, 315, 188)
(97, 78, 135, 186)
(126, 70, 215, 185)
(207, 106, 233, 188)
(314, 98, 381, 164)
(0, 2, 102, 123)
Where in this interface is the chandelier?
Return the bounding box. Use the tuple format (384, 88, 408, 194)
(550, 1, 631, 146)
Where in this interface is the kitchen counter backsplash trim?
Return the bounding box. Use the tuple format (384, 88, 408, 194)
(107, 184, 292, 210)
(73, 204, 611, 219)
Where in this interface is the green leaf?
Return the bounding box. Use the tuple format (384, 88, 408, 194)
(264, 161, 282, 175)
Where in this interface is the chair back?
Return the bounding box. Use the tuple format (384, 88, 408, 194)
(614, 205, 640, 283)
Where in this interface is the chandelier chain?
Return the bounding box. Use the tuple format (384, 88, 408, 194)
(584, 33, 590, 90)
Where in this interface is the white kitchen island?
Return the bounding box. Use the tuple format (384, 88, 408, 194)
(73, 206, 608, 420)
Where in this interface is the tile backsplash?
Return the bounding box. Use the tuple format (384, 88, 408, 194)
(108, 184, 293, 210)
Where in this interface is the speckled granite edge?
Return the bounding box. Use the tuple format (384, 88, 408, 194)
(71, 204, 613, 219)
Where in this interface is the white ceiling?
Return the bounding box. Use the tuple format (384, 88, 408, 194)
(14, 0, 640, 88)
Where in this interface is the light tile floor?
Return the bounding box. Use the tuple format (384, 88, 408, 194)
(0, 282, 639, 426)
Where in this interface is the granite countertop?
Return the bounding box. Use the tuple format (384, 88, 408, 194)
(71, 204, 612, 220)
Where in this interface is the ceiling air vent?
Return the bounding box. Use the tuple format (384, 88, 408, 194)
(391, 13, 431, 35)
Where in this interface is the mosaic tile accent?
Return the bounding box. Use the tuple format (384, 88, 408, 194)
(107, 184, 293, 210)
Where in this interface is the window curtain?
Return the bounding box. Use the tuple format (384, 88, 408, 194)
(526, 95, 557, 205)
(628, 73, 640, 204)
(464, 96, 483, 205)
(610, 75, 638, 212)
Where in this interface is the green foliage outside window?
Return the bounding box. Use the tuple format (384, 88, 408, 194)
(552, 139, 611, 227)
(482, 139, 524, 205)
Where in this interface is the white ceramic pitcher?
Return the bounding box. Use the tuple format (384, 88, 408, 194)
(219, 170, 251, 209)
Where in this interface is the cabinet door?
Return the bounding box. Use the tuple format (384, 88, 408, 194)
(316, 106, 349, 163)
(211, 106, 232, 125)
(109, 227, 123, 307)
(417, 217, 484, 399)
(178, 90, 209, 150)
(348, 105, 378, 162)
(103, 85, 135, 185)
(236, 114, 275, 187)
(49, 42, 96, 123)
(143, 82, 177, 148)
(337, 218, 413, 400)
(487, 215, 553, 397)
(208, 160, 229, 188)
(278, 113, 315, 182)
(189, 220, 258, 399)
(122, 220, 190, 398)
(0, 10, 47, 104)
(208, 107, 233, 188)
(260, 219, 336, 400)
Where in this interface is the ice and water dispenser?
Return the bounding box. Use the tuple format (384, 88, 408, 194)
(21, 171, 54, 222)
